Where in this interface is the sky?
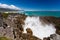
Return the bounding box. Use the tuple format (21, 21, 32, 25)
(0, 0, 60, 11)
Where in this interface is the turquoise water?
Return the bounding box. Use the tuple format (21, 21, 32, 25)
(25, 11, 60, 17)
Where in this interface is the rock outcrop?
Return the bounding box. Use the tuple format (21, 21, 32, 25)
(0, 13, 60, 40)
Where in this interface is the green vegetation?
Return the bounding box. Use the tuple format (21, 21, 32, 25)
(2, 13, 9, 19)
(0, 37, 10, 40)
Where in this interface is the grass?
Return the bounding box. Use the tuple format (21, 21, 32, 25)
(0, 37, 10, 40)
(2, 13, 9, 19)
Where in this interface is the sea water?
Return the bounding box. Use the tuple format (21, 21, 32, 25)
(25, 11, 60, 17)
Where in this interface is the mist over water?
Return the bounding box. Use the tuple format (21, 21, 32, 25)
(23, 16, 56, 40)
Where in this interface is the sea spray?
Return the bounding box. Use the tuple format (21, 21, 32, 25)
(23, 16, 56, 40)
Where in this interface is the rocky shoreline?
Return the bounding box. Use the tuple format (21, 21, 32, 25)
(0, 13, 60, 40)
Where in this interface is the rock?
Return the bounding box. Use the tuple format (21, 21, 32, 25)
(26, 28, 33, 36)
(0, 13, 3, 27)
(2, 13, 60, 40)
(43, 37, 47, 40)
(56, 29, 60, 35)
(3, 22, 8, 29)
(47, 37, 50, 40)
(21, 33, 41, 40)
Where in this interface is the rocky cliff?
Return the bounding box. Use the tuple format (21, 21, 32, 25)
(0, 13, 60, 40)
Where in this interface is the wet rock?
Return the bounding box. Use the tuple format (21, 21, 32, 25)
(43, 37, 47, 40)
(56, 29, 60, 35)
(47, 37, 50, 40)
(43, 37, 50, 40)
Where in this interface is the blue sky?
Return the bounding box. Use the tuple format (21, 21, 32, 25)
(0, 0, 60, 11)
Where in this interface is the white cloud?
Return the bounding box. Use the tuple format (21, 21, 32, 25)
(0, 3, 21, 10)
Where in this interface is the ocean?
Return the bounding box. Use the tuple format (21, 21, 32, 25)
(25, 11, 60, 17)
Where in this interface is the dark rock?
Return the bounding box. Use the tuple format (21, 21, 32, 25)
(47, 37, 50, 40)
(3, 22, 8, 29)
(43, 37, 47, 40)
(0, 13, 3, 27)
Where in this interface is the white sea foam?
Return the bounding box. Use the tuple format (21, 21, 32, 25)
(23, 16, 56, 40)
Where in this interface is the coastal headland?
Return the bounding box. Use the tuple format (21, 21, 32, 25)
(0, 13, 60, 40)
